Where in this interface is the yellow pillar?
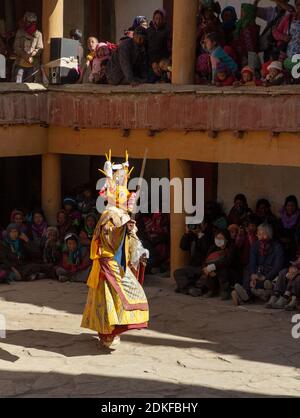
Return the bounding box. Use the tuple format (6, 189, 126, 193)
(169, 159, 192, 277)
(172, 0, 198, 84)
(42, 0, 64, 65)
(42, 153, 61, 225)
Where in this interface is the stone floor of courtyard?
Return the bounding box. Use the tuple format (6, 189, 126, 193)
(0, 276, 299, 398)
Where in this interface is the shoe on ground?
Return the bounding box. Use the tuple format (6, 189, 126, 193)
(58, 275, 69, 283)
(188, 288, 203, 297)
(265, 295, 279, 309)
(101, 336, 121, 350)
(234, 284, 250, 303)
(273, 296, 288, 310)
(285, 296, 297, 312)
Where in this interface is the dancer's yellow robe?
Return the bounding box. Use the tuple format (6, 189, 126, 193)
(81, 208, 149, 338)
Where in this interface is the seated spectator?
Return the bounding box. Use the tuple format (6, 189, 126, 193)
(56, 233, 91, 283)
(157, 57, 172, 83)
(43, 227, 62, 266)
(255, 198, 278, 230)
(89, 43, 111, 84)
(63, 198, 81, 229)
(31, 210, 48, 249)
(235, 66, 263, 86)
(204, 32, 238, 82)
(263, 60, 285, 86)
(77, 186, 96, 218)
(147, 9, 171, 80)
(3, 209, 32, 240)
(79, 213, 98, 248)
(0, 224, 55, 282)
(278, 195, 300, 261)
(13, 12, 43, 83)
(204, 201, 228, 231)
(80, 36, 99, 83)
(228, 224, 239, 242)
(266, 260, 300, 311)
(228, 194, 252, 226)
(233, 3, 260, 68)
(235, 215, 258, 268)
(56, 210, 76, 243)
(232, 223, 284, 305)
(197, 229, 239, 300)
(174, 222, 213, 296)
(214, 62, 236, 86)
(221, 6, 237, 45)
(106, 27, 147, 86)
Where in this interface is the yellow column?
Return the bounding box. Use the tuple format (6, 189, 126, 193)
(42, 0, 64, 65)
(172, 0, 198, 84)
(42, 153, 61, 225)
(169, 159, 192, 277)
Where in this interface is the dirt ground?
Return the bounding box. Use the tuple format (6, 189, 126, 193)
(0, 276, 299, 398)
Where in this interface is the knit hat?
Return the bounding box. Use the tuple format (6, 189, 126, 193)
(6, 223, 20, 234)
(241, 66, 254, 76)
(267, 61, 283, 72)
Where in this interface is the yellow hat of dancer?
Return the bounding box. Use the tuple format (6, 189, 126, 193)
(99, 150, 135, 212)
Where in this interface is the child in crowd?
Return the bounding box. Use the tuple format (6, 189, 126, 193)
(89, 43, 111, 83)
(56, 233, 91, 283)
(235, 66, 263, 86)
(158, 57, 172, 83)
(263, 60, 285, 86)
(31, 210, 48, 248)
(214, 62, 236, 86)
(204, 32, 238, 82)
(56, 210, 75, 243)
(79, 213, 98, 248)
(77, 186, 96, 218)
(43, 227, 62, 266)
(63, 198, 81, 229)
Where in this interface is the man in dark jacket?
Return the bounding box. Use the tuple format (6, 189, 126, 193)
(106, 27, 147, 86)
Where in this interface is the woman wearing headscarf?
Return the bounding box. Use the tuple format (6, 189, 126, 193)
(56, 233, 91, 283)
(233, 3, 260, 68)
(121, 16, 149, 41)
(0, 224, 55, 281)
(56, 210, 76, 243)
(31, 210, 48, 248)
(221, 6, 238, 45)
(79, 212, 98, 248)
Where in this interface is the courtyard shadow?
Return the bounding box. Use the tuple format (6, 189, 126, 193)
(0, 369, 294, 398)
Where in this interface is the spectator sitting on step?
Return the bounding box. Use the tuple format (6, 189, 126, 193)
(79, 36, 99, 83)
(263, 60, 285, 86)
(106, 26, 148, 86)
(89, 43, 111, 83)
(56, 233, 91, 283)
(30, 209, 48, 250)
(56, 210, 77, 243)
(76, 186, 96, 218)
(63, 198, 81, 229)
(174, 221, 213, 296)
(227, 194, 253, 226)
(121, 16, 149, 41)
(157, 57, 172, 83)
(43, 227, 62, 266)
(232, 223, 285, 306)
(234, 66, 263, 86)
(79, 213, 98, 249)
(0, 224, 55, 282)
(214, 62, 236, 86)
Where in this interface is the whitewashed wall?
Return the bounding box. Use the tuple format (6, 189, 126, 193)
(217, 163, 300, 215)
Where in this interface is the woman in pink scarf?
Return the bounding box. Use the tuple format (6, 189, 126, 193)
(89, 43, 111, 83)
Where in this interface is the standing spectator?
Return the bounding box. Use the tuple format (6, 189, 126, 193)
(31, 210, 48, 249)
(56, 210, 76, 243)
(77, 186, 96, 218)
(79, 213, 98, 249)
(221, 6, 238, 45)
(106, 27, 148, 86)
(147, 9, 171, 80)
(43, 227, 62, 266)
(63, 198, 81, 229)
(233, 3, 260, 68)
(13, 12, 43, 83)
(79, 36, 99, 83)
